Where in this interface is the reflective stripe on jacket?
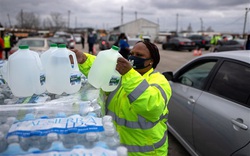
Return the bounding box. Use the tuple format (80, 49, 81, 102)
(4, 36, 11, 48)
(78, 53, 172, 156)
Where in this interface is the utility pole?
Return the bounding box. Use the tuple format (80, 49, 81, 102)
(7, 13, 12, 28)
(75, 16, 77, 29)
(243, 8, 250, 37)
(135, 11, 137, 20)
(21, 9, 23, 28)
(176, 13, 179, 34)
(200, 17, 203, 33)
(68, 10, 71, 30)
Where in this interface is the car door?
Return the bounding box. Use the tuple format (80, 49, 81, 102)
(168, 59, 218, 152)
(193, 60, 250, 156)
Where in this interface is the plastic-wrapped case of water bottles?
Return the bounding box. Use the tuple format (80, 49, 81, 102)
(0, 67, 127, 155)
(0, 92, 127, 155)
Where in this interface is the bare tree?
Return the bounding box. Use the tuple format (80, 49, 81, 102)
(48, 12, 66, 32)
(206, 26, 214, 32)
(16, 10, 40, 29)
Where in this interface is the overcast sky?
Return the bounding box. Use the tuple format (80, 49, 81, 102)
(0, 0, 250, 34)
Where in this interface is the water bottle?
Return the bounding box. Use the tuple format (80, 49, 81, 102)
(61, 128, 78, 149)
(102, 115, 113, 125)
(7, 135, 19, 144)
(7, 45, 46, 97)
(47, 133, 68, 151)
(116, 146, 128, 156)
(84, 132, 99, 148)
(45, 44, 82, 95)
(88, 46, 122, 92)
(1, 143, 26, 155)
(102, 122, 120, 149)
(40, 43, 58, 72)
(0, 132, 7, 152)
(0, 124, 10, 135)
(5, 117, 17, 125)
(41, 133, 59, 150)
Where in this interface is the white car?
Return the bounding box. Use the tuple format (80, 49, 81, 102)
(73, 33, 82, 44)
(127, 38, 142, 50)
(54, 32, 75, 49)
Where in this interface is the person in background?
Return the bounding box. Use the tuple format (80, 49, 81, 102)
(71, 41, 172, 156)
(209, 34, 221, 52)
(117, 33, 130, 59)
(81, 33, 85, 49)
(245, 34, 250, 50)
(0, 32, 4, 59)
(87, 31, 95, 54)
(3, 32, 12, 59)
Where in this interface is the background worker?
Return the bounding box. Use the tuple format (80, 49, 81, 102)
(209, 34, 221, 52)
(3, 32, 12, 59)
(71, 41, 172, 155)
(87, 31, 96, 54)
(0, 32, 4, 59)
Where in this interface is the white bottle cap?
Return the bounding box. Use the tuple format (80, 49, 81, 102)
(117, 146, 128, 156)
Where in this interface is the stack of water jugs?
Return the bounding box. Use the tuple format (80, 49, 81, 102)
(0, 44, 127, 155)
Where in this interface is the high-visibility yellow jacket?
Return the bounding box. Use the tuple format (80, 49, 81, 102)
(4, 35, 11, 48)
(78, 53, 172, 156)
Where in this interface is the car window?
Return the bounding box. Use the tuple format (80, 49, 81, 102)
(177, 61, 217, 89)
(109, 35, 118, 41)
(208, 61, 250, 106)
(18, 40, 45, 47)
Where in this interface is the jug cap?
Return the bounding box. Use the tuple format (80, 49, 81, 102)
(58, 44, 67, 48)
(111, 45, 119, 51)
(19, 45, 29, 49)
(50, 44, 58, 47)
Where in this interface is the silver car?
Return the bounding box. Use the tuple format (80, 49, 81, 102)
(163, 51, 250, 156)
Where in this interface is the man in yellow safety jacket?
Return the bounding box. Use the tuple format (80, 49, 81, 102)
(72, 41, 172, 156)
(4, 32, 12, 59)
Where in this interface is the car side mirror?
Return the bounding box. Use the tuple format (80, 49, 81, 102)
(162, 71, 174, 81)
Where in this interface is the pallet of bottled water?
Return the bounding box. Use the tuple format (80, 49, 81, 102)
(0, 103, 127, 156)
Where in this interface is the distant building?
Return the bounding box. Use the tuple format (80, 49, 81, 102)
(112, 18, 159, 42)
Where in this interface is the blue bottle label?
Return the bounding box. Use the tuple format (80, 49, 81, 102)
(70, 73, 82, 85)
(7, 114, 104, 138)
(40, 74, 45, 85)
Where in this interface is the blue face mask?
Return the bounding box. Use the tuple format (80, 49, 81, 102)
(128, 56, 152, 69)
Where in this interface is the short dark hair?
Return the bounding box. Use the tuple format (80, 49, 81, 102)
(137, 41, 160, 69)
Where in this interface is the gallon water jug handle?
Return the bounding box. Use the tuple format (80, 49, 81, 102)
(68, 50, 78, 70)
(34, 54, 44, 71)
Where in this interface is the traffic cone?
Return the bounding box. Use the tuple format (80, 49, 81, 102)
(193, 49, 198, 56)
(198, 49, 202, 56)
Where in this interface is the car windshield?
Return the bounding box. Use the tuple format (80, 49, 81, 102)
(55, 34, 71, 39)
(17, 39, 45, 47)
(49, 38, 65, 43)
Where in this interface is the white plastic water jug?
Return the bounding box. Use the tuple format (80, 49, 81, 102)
(7, 45, 46, 97)
(45, 44, 81, 95)
(40, 43, 57, 72)
(88, 46, 122, 92)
